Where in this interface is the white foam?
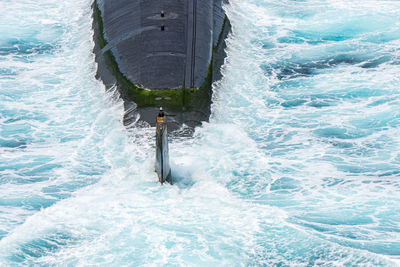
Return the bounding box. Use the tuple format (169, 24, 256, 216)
(0, 0, 399, 265)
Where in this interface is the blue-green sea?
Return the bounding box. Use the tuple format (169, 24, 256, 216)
(0, 0, 399, 265)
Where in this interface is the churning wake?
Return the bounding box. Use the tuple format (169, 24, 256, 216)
(0, 0, 399, 265)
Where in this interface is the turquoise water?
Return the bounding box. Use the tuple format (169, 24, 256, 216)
(1, 0, 400, 265)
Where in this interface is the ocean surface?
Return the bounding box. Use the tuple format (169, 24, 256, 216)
(1, 0, 400, 265)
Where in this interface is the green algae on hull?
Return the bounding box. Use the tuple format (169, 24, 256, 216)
(92, 0, 228, 112)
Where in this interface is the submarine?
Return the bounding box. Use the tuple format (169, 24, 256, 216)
(91, 0, 231, 183)
(92, 0, 231, 127)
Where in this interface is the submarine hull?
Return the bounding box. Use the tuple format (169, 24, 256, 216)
(92, 0, 231, 129)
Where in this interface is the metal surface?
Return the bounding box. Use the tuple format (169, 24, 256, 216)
(155, 117, 171, 184)
(97, 0, 227, 90)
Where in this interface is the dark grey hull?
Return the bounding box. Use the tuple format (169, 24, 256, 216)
(155, 120, 171, 184)
(92, 0, 231, 130)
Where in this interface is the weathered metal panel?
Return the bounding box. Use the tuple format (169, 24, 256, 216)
(192, 0, 214, 88)
(99, 0, 221, 90)
(155, 120, 171, 184)
(213, 0, 227, 46)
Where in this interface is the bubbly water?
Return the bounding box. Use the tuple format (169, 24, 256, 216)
(1, 0, 399, 265)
